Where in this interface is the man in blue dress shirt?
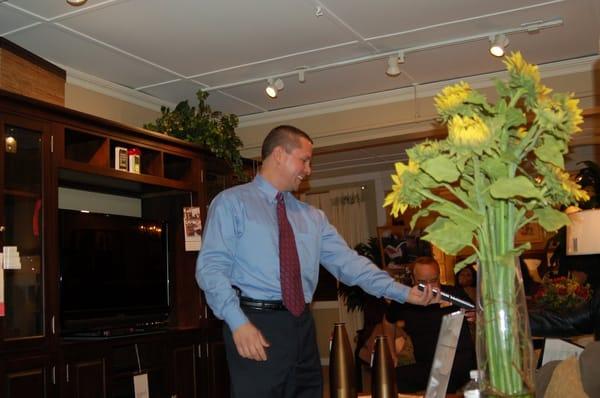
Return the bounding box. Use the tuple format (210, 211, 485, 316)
(196, 125, 437, 398)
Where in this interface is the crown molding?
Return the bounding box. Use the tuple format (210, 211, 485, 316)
(238, 54, 600, 128)
(62, 64, 176, 111)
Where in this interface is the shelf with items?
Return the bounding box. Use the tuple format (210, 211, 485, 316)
(109, 139, 161, 177)
(59, 127, 200, 192)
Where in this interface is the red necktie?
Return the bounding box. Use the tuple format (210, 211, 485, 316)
(276, 192, 305, 316)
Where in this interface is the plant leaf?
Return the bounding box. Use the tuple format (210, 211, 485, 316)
(421, 156, 460, 183)
(428, 203, 483, 228)
(481, 157, 507, 180)
(534, 136, 565, 168)
(534, 208, 570, 232)
(454, 253, 478, 274)
(490, 176, 544, 200)
(422, 217, 473, 255)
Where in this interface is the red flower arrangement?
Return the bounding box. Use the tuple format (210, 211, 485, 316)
(533, 276, 592, 312)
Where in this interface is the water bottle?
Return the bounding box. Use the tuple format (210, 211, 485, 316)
(463, 370, 481, 398)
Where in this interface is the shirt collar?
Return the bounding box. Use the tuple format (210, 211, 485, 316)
(253, 174, 282, 203)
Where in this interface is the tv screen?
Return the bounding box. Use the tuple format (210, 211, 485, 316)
(59, 209, 170, 335)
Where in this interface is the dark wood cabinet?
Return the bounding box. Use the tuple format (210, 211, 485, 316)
(60, 343, 108, 398)
(202, 327, 230, 398)
(0, 354, 57, 398)
(168, 326, 230, 398)
(0, 89, 230, 398)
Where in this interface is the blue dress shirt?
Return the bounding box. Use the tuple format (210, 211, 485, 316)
(196, 175, 410, 331)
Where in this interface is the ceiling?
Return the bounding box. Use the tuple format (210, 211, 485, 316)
(1, 0, 599, 179)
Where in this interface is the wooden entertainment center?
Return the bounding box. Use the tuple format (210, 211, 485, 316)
(0, 88, 230, 397)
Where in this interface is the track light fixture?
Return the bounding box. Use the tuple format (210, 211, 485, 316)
(385, 51, 405, 77)
(265, 78, 284, 98)
(184, 18, 560, 95)
(489, 34, 509, 57)
(298, 69, 306, 83)
(386, 55, 401, 77)
(66, 0, 87, 5)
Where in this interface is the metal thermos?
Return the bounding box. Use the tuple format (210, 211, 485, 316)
(329, 322, 357, 398)
(371, 335, 398, 398)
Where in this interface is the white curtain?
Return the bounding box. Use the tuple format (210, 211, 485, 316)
(303, 186, 369, 351)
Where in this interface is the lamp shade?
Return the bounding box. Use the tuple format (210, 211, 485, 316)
(566, 209, 600, 255)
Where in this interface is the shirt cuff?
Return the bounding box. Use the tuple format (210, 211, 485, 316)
(386, 282, 410, 303)
(223, 305, 250, 332)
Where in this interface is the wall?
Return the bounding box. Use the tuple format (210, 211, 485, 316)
(64, 68, 163, 128)
(236, 59, 600, 159)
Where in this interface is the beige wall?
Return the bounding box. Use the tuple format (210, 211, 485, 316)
(237, 66, 600, 160)
(65, 82, 161, 129)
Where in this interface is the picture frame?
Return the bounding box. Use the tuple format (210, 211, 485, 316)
(516, 222, 546, 246)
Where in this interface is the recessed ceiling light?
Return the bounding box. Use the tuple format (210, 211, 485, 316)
(66, 0, 88, 6)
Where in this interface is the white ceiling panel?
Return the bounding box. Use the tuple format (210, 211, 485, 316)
(59, 0, 356, 76)
(140, 80, 206, 105)
(1, 0, 599, 178)
(5, 0, 111, 19)
(0, 4, 39, 34)
(205, 91, 268, 120)
(191, 43, 371, 87)
(319, 0, 548, 38)
(5, 24, 178, 88)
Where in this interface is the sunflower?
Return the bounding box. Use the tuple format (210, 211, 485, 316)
(434, 81, 471, 115)
(564, 95, 583, 134)
(447, 114, 491, 151)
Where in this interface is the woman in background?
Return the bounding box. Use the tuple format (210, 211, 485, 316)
(456, 265, 477, 304)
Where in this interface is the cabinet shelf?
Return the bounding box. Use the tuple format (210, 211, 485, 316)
(60, 128, 199, 192)
(60, 160, 195, 192)
(4, 189, 41, 199)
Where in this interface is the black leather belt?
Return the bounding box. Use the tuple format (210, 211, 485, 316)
(239, 297, 287, 311)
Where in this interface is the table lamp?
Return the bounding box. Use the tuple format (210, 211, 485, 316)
(566, 208, 600, 255)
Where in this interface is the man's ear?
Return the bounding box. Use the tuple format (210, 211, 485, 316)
(272, 145, 284, 163)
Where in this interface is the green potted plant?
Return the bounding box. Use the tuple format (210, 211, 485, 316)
(384, 52, 587, 397)
(144, 90, 245, 179)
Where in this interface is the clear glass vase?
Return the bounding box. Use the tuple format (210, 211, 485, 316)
(476, 257, 535, 397)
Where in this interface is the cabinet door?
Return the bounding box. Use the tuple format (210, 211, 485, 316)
(0, 115, 51, 349)
(201, 328, 229, 398)
(170, 343, 199, 398)
(62, 357, 107, 398)
(206, 339, 229, 398)
(0, 355, 57, 398)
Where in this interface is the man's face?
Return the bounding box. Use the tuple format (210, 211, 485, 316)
(278, 137, 312, 191)
(413, 263, 441, 289)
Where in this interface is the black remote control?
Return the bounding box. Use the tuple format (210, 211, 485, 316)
(417, 283, 475, 310)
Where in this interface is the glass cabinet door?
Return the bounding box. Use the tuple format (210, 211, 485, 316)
(1, 120, 44, 341)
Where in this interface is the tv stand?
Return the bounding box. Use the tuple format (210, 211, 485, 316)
(63, 327, 168, 340)
(0, 88, 232, 398)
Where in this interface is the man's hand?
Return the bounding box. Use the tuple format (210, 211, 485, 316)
(464, 309, 476, 323)
(232, 322, 270, 361)
(405, 283, 440, 306)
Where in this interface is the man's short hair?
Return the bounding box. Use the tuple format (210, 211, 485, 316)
(412, 256, 441, 273)
(261, 125, 313, 160)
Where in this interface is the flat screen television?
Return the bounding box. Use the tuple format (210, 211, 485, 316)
(59, 209, 170, 336)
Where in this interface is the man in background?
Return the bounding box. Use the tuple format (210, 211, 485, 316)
(383, 256, 476, 393)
